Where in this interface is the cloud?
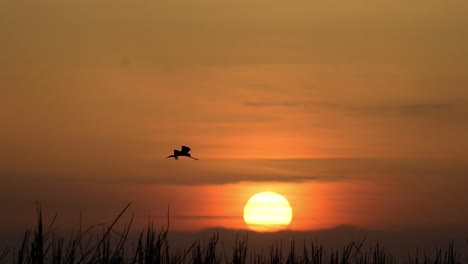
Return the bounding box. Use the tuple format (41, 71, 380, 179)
(199, 114, 279, 124)
(245, 100, 466, 116)
(103, 169, 343, 186)
(67, 158, 468, 185)
(2, 154, 468, 186)
(245, 101, 334, 108)
(159, 215, 238, 220)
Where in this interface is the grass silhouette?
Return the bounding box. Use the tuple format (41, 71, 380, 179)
(1, 203, 466, 264)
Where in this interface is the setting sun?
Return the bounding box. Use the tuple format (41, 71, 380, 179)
(243, 191, 293, 232)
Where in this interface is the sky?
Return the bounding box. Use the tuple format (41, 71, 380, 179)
(1, 0, 468, 238)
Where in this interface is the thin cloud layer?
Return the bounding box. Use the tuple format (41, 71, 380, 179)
(245, 100, 467, 116)
(3, 158, 466, 186)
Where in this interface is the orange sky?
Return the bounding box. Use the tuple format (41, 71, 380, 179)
(1, 0, 468, 233)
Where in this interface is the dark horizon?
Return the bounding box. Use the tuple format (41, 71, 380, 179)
(1, 212, 467, 263)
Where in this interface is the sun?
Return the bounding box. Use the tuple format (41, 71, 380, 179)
(243, 191, 293, 232)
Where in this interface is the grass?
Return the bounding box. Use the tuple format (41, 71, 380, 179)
(1, 203, 466, 264)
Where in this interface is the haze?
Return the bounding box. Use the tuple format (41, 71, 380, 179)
(1, 0, 468, 249)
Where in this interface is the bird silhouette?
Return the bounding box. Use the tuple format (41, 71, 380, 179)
(165, 145, 199, 160)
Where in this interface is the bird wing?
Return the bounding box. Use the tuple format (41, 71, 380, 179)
(181, 146, 191, 154)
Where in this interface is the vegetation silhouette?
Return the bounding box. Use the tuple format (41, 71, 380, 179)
(1, 204, 467, 263)
(165, 146, 199, 160)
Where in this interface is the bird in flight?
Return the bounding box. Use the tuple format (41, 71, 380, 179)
(165, 145, 199, 160)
